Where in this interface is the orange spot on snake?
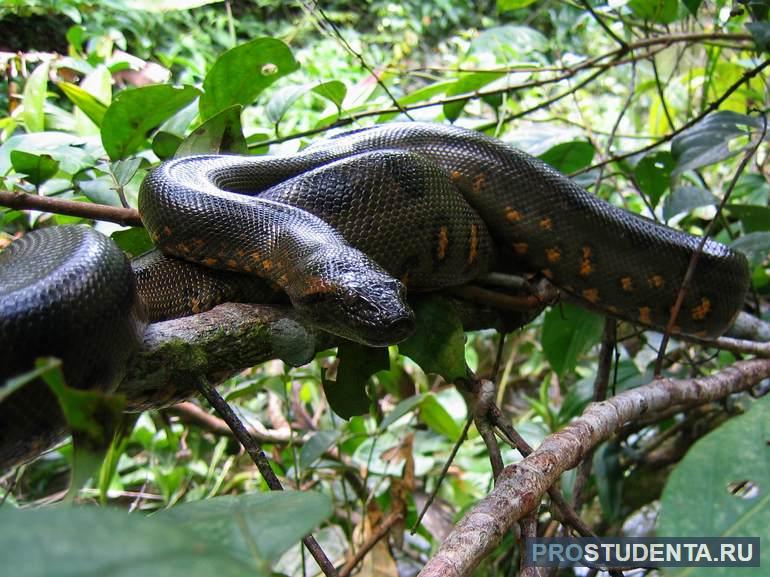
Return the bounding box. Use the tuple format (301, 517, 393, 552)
(202, 257, 218, 267)
(192, 238, 205, 250)
(190, 298, 201, 314)
(691, 297, 712, 320)
(513, 242, 528, 255)
(620, 277, 634, 292)
(262, 258, 273, 272)
(607, 305, 619, 314)
(539, 217, 553, 230)
(505, 207, 522, 223)
(638, 306, 652, 325)
(542, 268, 554, 279)
(472, 173, 486, 193)
(468, 223, 479, 265)
(162, 225, 173, 237)
(437, 226, 449, 261)
(545, 247, 561, 263)
(175, 243, 190, 255)
(278, 273, 289, 285)
(580, 246, 594, 277)
(582, 288, 600, 303)
(227, 259, 238, 268)
(648, 274, 665, 289)
(450, 170, 463, 183)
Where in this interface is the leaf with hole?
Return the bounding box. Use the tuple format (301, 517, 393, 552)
(200, 38, 299, 121)
(658, 395, 770, 575)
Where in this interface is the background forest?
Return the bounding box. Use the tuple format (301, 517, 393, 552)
(0, 1, 769, 576)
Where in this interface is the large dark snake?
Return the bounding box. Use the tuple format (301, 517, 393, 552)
(0, 122, 750, 469)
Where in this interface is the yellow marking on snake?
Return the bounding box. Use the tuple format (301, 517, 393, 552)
(582, 288, 600, 303)
(539, 217, 553, 230)
(648, 274, 665, 289)
(580, 246, 594, 277)
(505, 207, 522, 223)
(262, 258, 273, 272)
(545, 247, 562, 263)
(437, 226, 449, 261)
(472, 173, 486, 193)
(190, 298, 202, 314)
(513, 242, 528, 255)
(450, 170, 463, 183)
(468, 223, 479, 265)
(621, 277, 634, 292)
(638, 306, 652, 325)
(227, 259, 238, 268)
(691, 297, 711, 320)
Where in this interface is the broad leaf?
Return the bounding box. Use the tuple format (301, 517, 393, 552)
(634, 150, 675, 208)
(628, 0, 680, 23)
(398, 296, 466, 382)
(671, 112, 765, 177)
(300, 430, 341, 469)
(23, 61, 49, 133)
(725, 204, 770, 233)
(266, 81, 346, 126)
(497, 0, 538, 11)
(162, 491, 333, 563)
(542, 303, 604, 377)
(200, 38, 299, 121)
(324, 341, 389, 419)
(10, 150, 59, 185)
(175, 104, 247, 156)
(101, 84, 201, 160)
(663, 185, 716, 220)
(539, 141, 595, 174)
(443, 72, 505, 123)
(658, 396, 770, 576)
(58, 81, 109, 127)
(111, 227, 154, 256)
(731, 232, 770, 268)
(419, 394, 462, 441)
(747, 22, 770, 52)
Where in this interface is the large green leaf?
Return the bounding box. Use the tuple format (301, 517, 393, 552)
(58, 81, 109, 128)
(10, 150, 59, 185)
(497, 0, 537, 11)
(324, 341, 389, 419)
(541, 303, 604, 377)
(725, 204, 770, 233)
(634, 150, 675, 209)
(23, 60, 49, 133)
(0, 503, 269, 577)
(200, 38, 299, 121)
(266, 81, 346, 126)
(161, 491, 333, 563)
(175, 104, 247, 156)
(443, 72, 505, 123)
(658, 396, 770, 576)
(663, 185, 716, 220)
(671, 112, 765, 177)
(539, 141, 595, 174)
(628, 0, 680, 23)
(398, 296, 466, 382)
(101, 84, 201, 160)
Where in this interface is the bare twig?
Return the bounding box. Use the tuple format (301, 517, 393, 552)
(0, 190, 143, 227)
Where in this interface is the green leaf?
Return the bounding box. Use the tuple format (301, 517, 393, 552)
(419, 394, 462, 441)
(299, 430, 341, 468)
(398, 296, 466, 382)
(152, 131, 183, 159)
(43, 361, 125, 499)
(541, 303, 604, 377)
(628, 0, 680, 23)
(111, 227, 154, 257)
(594, 441, 625, 522)
(126, 0, 226, 9)
(175, 104, 247, 156)
(58, 81, 109, 127)
(111, 157, 142, 187)
(0, 358, 61, 404)
(497, 0, 537, 12)
(10, 150, 59, 185)
(731, 232, 770, 268)
(266, 81, 346, 126)
(538, 141, 595, 174)
(671, 112, 765, 177)
(101, 84, 201, 160)
(683, 0, 703, 14)
(634, 150, 675, 208)
(726, 204, 770, 233)
(747, 22, 770, 52)
(0, 506, 268, 577)
(161, 491, 333, 563)
(379, 393, 427, 430)
(443, 72, 505, 123)
(23, 61, 49, 133)
(376, 80, 453, 123)
(200, 38, 299, 121)
(663, 185, 716, 220)
(324, 341, 389, 419)
(658, 396, 770, 574)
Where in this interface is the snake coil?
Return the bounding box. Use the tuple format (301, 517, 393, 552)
(0, 122, 750, 469)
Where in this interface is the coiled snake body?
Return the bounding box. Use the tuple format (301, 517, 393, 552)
(0, 122, 750, 468)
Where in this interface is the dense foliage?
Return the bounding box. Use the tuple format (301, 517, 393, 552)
(0, 1, 769, 576)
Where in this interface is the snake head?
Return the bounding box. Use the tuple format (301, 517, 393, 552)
(291, 266, 415, 347)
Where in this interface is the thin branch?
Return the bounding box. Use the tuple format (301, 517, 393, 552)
(579, 0, 627, 49)
(0, 190, 143, 227)
(654, 114, 767, 375)
(418, 358, 770, 577)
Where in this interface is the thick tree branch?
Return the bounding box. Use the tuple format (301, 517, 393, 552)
(418, 358, 770, 577)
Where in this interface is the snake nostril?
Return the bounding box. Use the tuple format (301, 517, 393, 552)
(386, 315, 415, 340)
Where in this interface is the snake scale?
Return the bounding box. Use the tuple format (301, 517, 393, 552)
(0, 122, 750, 469)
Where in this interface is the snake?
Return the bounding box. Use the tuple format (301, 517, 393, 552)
(0, 122, 751, 469)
